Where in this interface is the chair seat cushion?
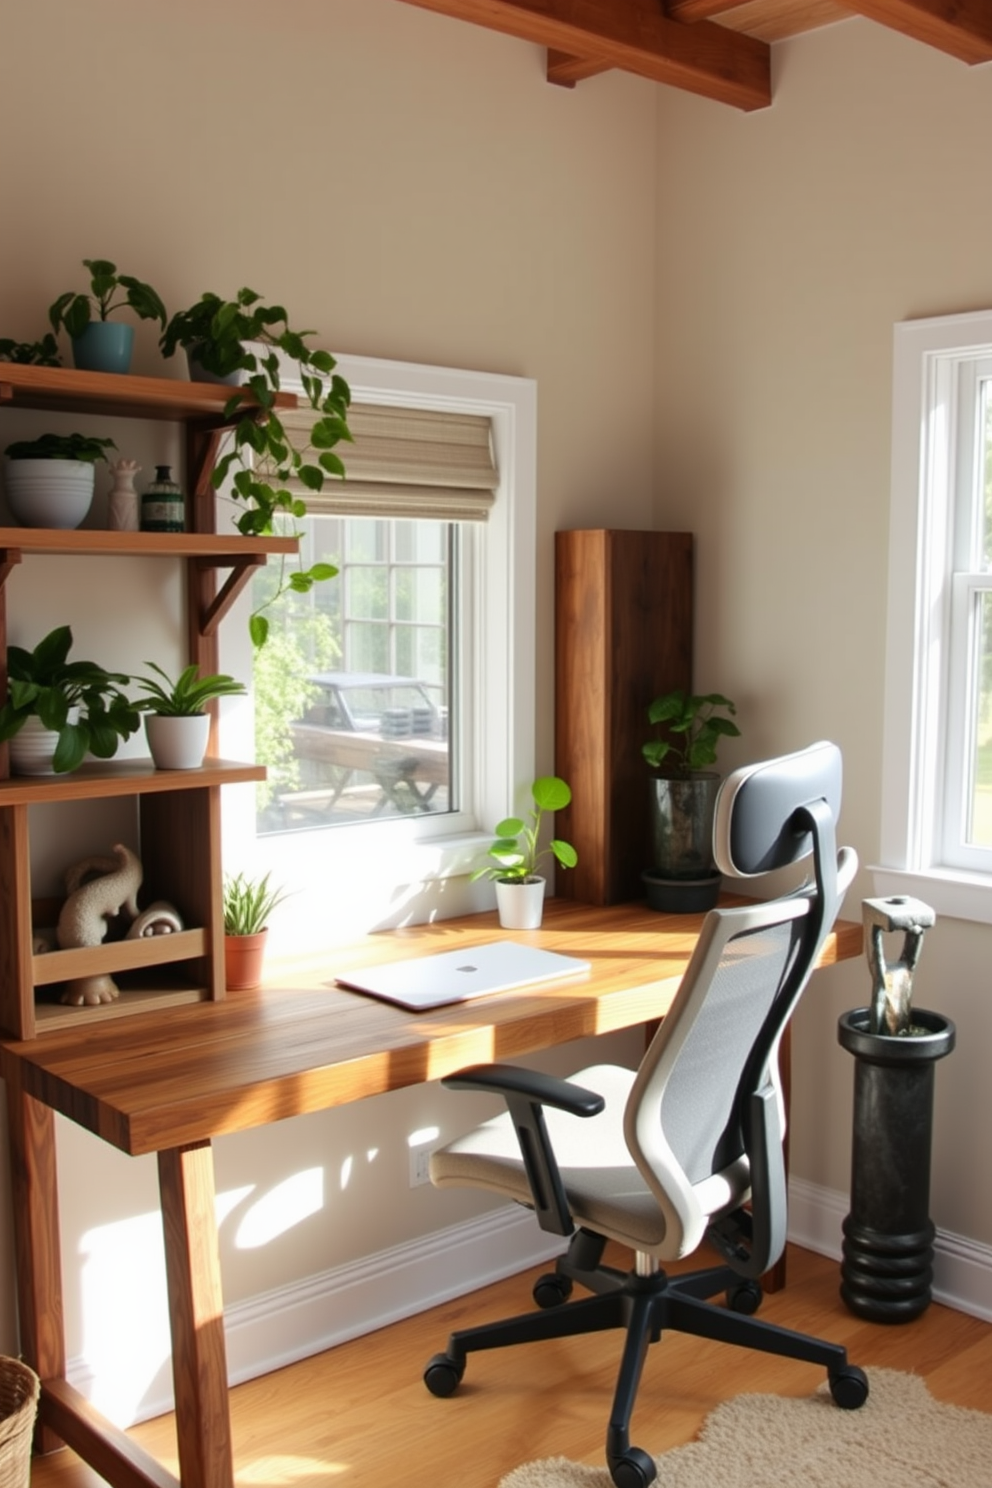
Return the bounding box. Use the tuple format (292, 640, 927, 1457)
(430, 1063, 677, 1254)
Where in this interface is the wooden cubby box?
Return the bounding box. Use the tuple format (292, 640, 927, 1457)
(0, 364, 302, 1038)
(555, 529, 694, 906)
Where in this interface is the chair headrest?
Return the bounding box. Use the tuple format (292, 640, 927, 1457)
(712, 741, 843, 879)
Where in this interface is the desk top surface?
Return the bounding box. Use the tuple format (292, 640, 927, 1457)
(0, 898, 862, 1158)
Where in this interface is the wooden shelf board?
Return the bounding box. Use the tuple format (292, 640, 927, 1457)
(34, 979, 207, 1033)
(0, 528, 298, 558)
(0, 758, 264, 805)
(32, 928, 209, 988)
(0, 363, 300, 422)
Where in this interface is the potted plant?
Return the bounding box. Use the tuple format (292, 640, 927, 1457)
(0, 624, 140, 774)
(471, 775, 577, 929)
(159, 287, 352, 646)
(0, 333, 61, 366)
(3, 431, 116, 530)
(223, 870, 288, 989)
(48, 258, 167, 374)
(641, 689, 740, 913)
(132, 661, 247, 770)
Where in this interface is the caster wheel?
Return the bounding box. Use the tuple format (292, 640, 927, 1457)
(423, 1352, 465, 1397)
(829, 1364, 869, 1410)
(533, 1272, 573, 1309)
(609, 1446, 656, 1488)
(727, 1280, 762, 1315)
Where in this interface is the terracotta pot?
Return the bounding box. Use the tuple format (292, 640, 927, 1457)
(224, 930, 268, 990)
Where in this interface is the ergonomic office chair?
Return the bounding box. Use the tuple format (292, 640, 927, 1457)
(423, 742, 868, 1488)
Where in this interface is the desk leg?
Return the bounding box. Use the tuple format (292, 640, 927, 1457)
(158, 1142, 234, 1488)
(6, 1083, 65, 1454)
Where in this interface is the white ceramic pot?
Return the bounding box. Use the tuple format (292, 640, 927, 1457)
(9, 717, 62, 775)
(3, 458, 95, 529)
(145, 713, 210, 771)
(495, 876, 546, 930)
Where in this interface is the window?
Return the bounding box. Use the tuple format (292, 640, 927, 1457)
(876, 310, 992, 922)
(219, 353, 537, 951)
(253, 516, 455, 834)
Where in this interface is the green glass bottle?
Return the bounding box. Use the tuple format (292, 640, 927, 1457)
(140, 465, 185, 533)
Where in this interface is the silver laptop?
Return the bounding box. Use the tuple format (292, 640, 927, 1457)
(333, 939, 590, 1011)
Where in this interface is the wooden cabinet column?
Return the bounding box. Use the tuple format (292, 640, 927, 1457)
(554, 529, 693, 905)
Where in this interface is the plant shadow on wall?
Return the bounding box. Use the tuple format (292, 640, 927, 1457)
(160, 287, 354, 647)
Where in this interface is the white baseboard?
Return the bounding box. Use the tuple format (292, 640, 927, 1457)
(787, 1177, 992, 1323)
(69, 1204, 562, 1425)
(69, 1183, 992, 1427)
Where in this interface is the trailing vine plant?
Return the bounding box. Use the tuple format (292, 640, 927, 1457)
(160, 288, 353, 646)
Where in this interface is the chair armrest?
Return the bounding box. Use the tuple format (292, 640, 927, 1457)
(442, 1063, 605, 1117)
(442, 1062, 605, 1236)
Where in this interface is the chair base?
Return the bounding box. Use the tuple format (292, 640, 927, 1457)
(425, 1229, 868, 1488)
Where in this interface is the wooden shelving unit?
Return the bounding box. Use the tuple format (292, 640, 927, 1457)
(0, 365, 300, 1039)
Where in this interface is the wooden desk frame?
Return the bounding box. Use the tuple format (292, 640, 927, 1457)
(1, 899, 861, 1488)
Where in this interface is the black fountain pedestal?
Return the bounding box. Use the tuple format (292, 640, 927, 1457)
(837, 1007, 955, 1322)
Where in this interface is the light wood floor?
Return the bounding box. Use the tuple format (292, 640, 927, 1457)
(29, 1244, 992, 1487)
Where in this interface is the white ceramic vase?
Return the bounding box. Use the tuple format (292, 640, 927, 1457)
(145, 714, 210, 771)
(495, 876, 546, 930)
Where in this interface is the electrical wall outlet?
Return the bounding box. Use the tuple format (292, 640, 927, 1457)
(409, 1146, 434, 1188)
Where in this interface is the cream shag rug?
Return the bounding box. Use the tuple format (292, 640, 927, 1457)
(499, 1369, 991, 1487)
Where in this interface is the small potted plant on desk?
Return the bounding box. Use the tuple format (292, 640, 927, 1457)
(48, 258, 167, 374)
(641, 689, 740, 914)
(471, 776, 577, 929)
(132, 662, 247, 770)
(223, 871, 288, 990)
(0, 625, 139, 774)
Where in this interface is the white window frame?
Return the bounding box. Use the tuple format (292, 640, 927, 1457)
(219, 352, 537, 949)
(875, 309, 992, 923)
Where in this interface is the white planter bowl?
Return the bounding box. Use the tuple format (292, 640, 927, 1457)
(145, 713, 211, 771)
(3, 458, 95, 529)
(9, 717, 62, 775)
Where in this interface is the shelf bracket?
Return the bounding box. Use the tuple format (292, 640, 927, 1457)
(193, 555, 268, 637)
(0, 547, 24, 592)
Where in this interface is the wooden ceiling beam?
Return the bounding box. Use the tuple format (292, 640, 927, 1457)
(845, 0, 992, 63)
(665, 0, 755, 19)
(395, 0, 771, 110)
(546, 48, 612, 87)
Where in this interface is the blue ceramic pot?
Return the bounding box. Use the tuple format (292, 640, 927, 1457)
(71, 322, 134, 374)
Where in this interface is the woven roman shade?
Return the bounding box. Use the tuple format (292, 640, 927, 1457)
(275, 402, 498, 521)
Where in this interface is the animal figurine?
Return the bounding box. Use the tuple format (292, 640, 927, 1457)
(57, 843, 143, 1006)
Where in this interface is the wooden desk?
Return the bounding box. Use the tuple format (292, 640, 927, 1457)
(1, 897, 861, 1488)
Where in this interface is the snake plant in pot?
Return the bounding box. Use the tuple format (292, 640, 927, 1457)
(223, 870, 288, 989)
(132, 662, 247, 771)
(641, 689, 740, 913)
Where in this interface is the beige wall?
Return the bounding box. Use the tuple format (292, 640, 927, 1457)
(2, 0, 991, 1409)
(0, 0, 658, 1393)
(652, 19, 992, 1245)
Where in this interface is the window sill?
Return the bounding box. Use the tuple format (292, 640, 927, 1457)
(870, 864, 992, 925)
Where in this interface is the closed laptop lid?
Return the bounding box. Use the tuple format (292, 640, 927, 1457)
(333, 939, 590, 1011)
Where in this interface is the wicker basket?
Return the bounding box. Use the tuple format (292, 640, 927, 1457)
(0, 1358, 39, 1488)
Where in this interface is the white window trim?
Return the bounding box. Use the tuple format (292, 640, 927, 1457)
(219, 352, 537, 951)
(874, 308, 992, 923)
